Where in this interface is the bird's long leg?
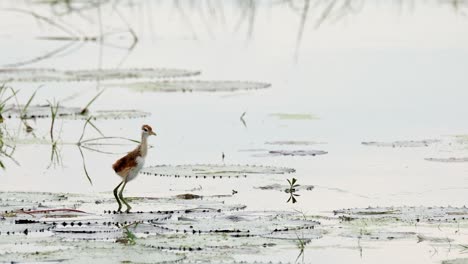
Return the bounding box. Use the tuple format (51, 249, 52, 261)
(119, 179, 132, 213)
(113, 181, 123, 212)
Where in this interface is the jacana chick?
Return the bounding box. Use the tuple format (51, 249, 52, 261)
(112, 124, 156, 212)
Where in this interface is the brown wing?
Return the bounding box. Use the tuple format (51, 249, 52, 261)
(112, 147, 140, 177)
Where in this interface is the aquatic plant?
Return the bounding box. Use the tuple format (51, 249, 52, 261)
(295, 232, 307, 263)
(80, 89, 106, 115)
(286, 178, 300, 204)
(117, 222, 139, 246)
(48, 100, 61, 168)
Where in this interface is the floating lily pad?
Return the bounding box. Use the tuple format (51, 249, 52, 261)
(340, 230, 416, 240)
(154, 210, 319, 237)
(0, 241, 185, 263)
(143, 233, 278, 252)
(3, 105, 149, 120)
(424, 157, 468, 163)
(110, 80, 271, 92)
(362, 139, 440, 148)
(0, 68, 200, 82)
(442, 258, 468, 264)
(84, 110, 150, 120)
(417, 234, 454, 243)
(334, 206, 468, 223)
(265, 141, 326, 146)
(243, 149, 328, 157)
(269, 113, 318, 120)
(0, 192, 76, 212)
(266, 150, 328, 156)
(140, 164, 295, 179)
(254, 184, 314, 192)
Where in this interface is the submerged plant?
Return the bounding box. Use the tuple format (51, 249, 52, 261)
(286, 178, 300, 203)
(48, 100, 61, 168)
(117, 222, 139, 245)
(295, 232, 306, 263)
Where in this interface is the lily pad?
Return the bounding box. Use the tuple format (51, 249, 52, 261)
(3, 105, 150, 120)
(339, 230, 417, 240)
(362, 139, 440, 148)
(110, 80, 271, 92)
(269, 113, 318, 120)
(140, 164, 295, 179)
(424, 157, 468, 163)
(0, 241, 185, 263)
(242, 149, 328, 157)
(266, 150, 328, 157)
(265, 141, 326, 146)
(254, 184, 314, 192)
(154, 210, 319, 237)
(334, 206, 468, 223)
(0, 68, 200, 82)
(443, 258, 468, 264)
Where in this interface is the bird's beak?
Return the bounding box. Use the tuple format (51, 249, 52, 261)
(150, 131, 157, 136)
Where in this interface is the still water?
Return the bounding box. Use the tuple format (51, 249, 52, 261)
(1, 1, 468, 263)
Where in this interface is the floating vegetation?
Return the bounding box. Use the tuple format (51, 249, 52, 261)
(424, 157, 468, 163)
(156, 210, 319, 237)
(140, 164, 295, 179)
(340, 230, 417, 240)
(442, 258, 468, 264)
(286, 178, 300, 204)
(452, 135, 468, 145)
(255, 183, 314, 192)
(416, 234, 454, 243)
(269, 113, 318, 120)
(268, 150, 328, 156)
(3, 105, 149, 120)
(361, 139, 440, 148)
(334, 206, 468, 223)
(0, 191, 322, 262)
(246, 149, 328, 157)
(265, 141, 326, 146)
(0, 68, 200, 82)
(110, 80, 271, 92)
(0, 241, 185, 263)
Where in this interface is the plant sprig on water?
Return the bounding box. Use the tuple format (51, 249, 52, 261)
(18, 86, 42, 132)
(295, 232, 306, 263)
(117, 222, 139, 245)
(0, 84, 19, 168)
(0, 84, 18, 123)
(286, 177, 300, 203)
(47, 100, 61, 168)
(80, 89, 106, 115)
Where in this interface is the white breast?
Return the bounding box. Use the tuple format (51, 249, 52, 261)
(127, 156, 145, 182)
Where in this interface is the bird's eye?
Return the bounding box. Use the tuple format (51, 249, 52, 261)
(143, 128, 148, 132)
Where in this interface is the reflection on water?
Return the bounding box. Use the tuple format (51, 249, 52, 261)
(2, 0, 468, 67)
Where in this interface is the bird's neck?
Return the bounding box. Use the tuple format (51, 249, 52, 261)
(139, 133, 149, 157)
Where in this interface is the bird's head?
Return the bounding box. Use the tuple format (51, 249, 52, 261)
(142, 124, 157, 136)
